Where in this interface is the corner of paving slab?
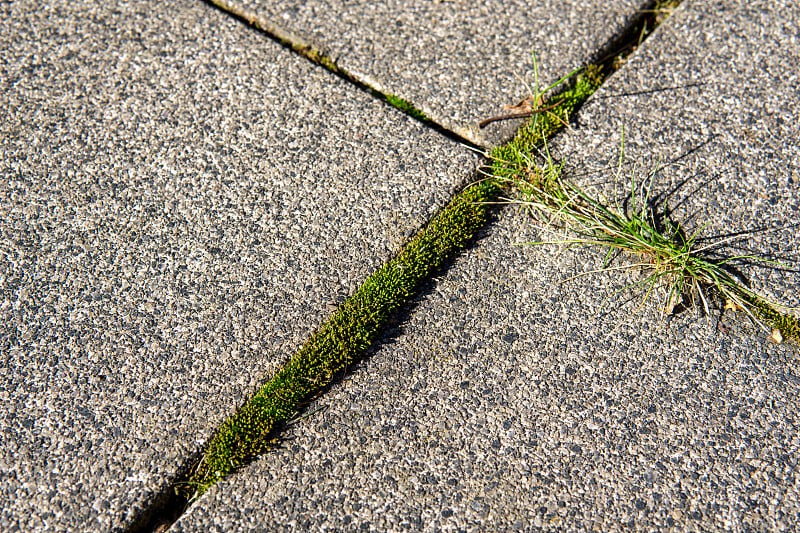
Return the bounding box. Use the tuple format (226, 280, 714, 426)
(202, 0, 470, 150)
(210, 0, 661, 148)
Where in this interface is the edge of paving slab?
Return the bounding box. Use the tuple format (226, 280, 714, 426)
(201, 0, 466, 147)
(128, 1, 744, 530)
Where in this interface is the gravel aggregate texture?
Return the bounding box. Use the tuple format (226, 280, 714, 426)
(173, 1, 800, 530)
(213, 0, 646, 147)
(0, 0, 476, 529)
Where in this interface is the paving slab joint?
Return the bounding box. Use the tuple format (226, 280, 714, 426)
(202, 0, 468, 148)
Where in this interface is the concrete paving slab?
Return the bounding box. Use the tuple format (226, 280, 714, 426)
(0, 0, 477, 530)
(172, 1, 800, 530)
(212, 0, 647, 147)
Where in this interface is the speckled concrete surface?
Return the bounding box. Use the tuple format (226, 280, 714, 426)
(212, 0, 646, 147)
(0, 0, 477, 530)
(172, 1, 800, 531)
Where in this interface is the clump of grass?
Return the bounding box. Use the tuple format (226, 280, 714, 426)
(492, 135, 800, 344)
(485, 52, 798, 344)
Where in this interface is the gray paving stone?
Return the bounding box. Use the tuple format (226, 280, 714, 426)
(172, 1, 800, 531)
(0, 0, 477, 530)
(213, 0, 646, 147)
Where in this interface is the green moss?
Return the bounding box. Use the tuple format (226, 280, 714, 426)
(173, 17, 688, 501)
(280, 45, 431, 125)
(383, 93, 429, 122)
(182, 178, 501, 498)
(747, 295, 800, 344)
(177, 59, 608, 500)
(297, 45, 341, 74)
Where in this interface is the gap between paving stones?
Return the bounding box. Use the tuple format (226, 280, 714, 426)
(202, 0, 667, 148)
(134, 82, 577, 533)
(201, 0, 466, 148)
(128, 4, 691, 531)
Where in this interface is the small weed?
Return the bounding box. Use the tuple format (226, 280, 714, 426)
(492, 133, 800, 343)
(479, 53, 584, 129)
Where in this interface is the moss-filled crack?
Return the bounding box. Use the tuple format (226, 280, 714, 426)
(129, 66, 604, 533)
(176, 54, 620, 498)
(184, 176, 500, 496)
(130, 1, 705, 530)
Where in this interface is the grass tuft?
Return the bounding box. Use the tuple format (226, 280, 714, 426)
(492, 134, 800, 344)
(483, 48, 798, 345)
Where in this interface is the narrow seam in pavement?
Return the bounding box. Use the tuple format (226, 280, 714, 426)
(202, 0, 475, 149)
